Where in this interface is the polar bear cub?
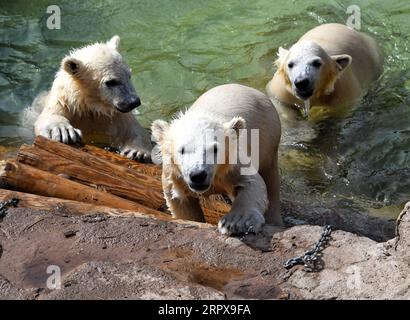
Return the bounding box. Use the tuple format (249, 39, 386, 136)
(152, 84, 282, 235)
(267, 23, 383, 116)
(33, 36, 152, 162)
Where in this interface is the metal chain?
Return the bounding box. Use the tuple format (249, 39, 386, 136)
(283, 225, 333, 272)
(0, 198, 19, 219)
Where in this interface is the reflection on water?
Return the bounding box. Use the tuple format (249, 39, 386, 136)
(0, 0, 409, 220)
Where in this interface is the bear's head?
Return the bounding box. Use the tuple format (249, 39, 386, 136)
(152, 112, 246, 194)
(276, 40, 352, 102)
(61, 35, 140, 114)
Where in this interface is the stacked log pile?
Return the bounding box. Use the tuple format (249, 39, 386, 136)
(0, 136, 230, 224)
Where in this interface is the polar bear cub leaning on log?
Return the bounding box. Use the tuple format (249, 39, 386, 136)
(151, 84, 282, 235)
(31, 36, 152, 162)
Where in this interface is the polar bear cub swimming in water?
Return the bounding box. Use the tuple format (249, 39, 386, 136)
(267, 23, 383, 117)
(151, 84, 282, 235)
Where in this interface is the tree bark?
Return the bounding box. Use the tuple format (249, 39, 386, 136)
(0, 161, 162, 216)
(80, 144, 162, 179)
(33, 136, 164, 210)
(17, 144, 165, 210)
(1, 137, 231, 225)
(0, 188, 171, 221)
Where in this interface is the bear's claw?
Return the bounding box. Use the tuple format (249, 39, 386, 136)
(120, 148, 151, 163)
(41, 125, 82, 144)
(218, 211, 265, 235)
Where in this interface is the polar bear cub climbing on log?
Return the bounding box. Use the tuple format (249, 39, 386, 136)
(151, 84, 282, 235)
(32, 36, 152, 162)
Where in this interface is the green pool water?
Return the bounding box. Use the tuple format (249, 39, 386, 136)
(0, 0, 409, 220)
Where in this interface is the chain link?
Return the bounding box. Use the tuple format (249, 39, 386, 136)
(283, 225, 332, 272)
(0, 198, 19, 219)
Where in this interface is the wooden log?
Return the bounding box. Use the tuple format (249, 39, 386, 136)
(0, 159, 225, 225)
(16, 136, 230, 224)
(200, 195, 230, 225)
(81, 144, 162, 179)
(17, 144, 165, 210)
(0, 188, 171, 221)
(33, 136, 164, 210)
(202, 195, 231, 213)
(202, 208, 224, 225)
(0, 160, 162, 216)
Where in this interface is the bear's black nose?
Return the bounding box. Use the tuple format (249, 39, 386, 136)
(294, 78, 310, 91)
(189, 170, 208, 184)
(129, 97, 141, 109)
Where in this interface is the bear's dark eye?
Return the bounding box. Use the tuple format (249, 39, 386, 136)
(312, 60, 322, 68)
(105, 79, 120, 87)
(288, 62, 294, 69)
(180, 147, 185, 155)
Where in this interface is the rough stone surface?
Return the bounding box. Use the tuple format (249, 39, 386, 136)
(0, 202, 409, 300)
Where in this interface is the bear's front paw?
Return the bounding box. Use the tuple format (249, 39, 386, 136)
(218, 211, 265, 236)
(40, 124, 83, 144)
(120, 147, 151, 163)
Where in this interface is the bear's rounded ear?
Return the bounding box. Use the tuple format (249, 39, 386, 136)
(223, 116, 246, 134)
(107, 35, 120, 51)
(277, 47, 289, 59)
(331, 54, 352, 72)
(151, 119, 170, 143)
(275, 47, 289, 67)
(62, 57, 84, 76)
